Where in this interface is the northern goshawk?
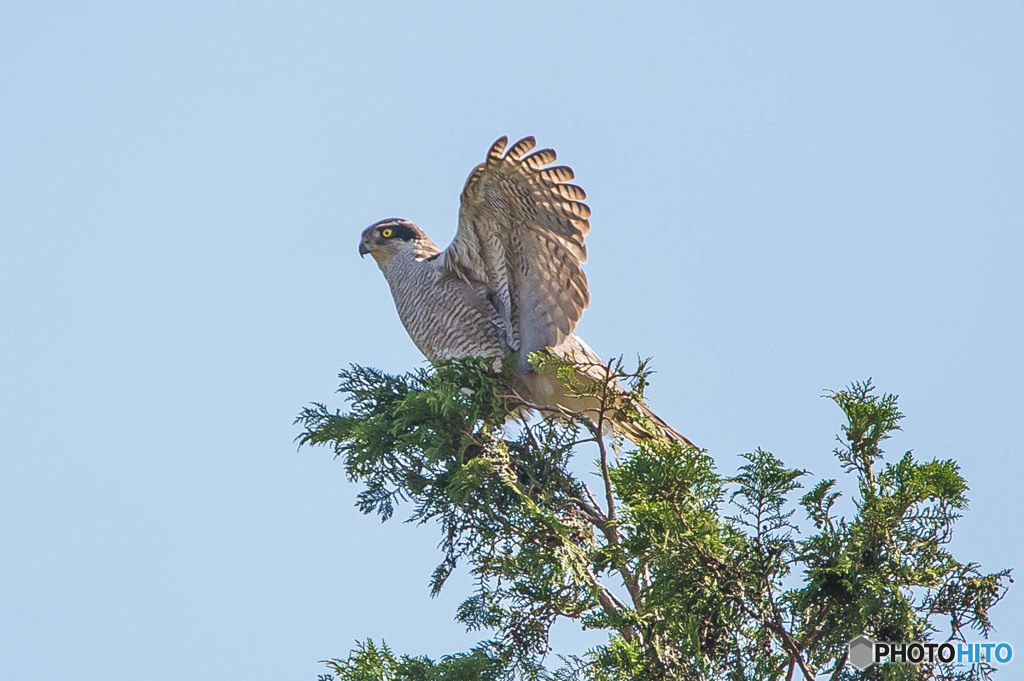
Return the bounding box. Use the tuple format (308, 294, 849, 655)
(359, 136, 693, 447)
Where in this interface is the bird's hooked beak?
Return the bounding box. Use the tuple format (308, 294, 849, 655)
(359, 239, 371, 258)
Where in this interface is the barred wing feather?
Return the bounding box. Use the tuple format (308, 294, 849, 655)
(441, 136, 591, 367)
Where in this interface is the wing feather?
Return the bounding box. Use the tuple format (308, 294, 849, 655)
(549, 183, 587, 201)
(441, 136, 591, 365)
(524, 148, 558, 169)
(538, 166, 575, 183)
(507, 136, 537, 159)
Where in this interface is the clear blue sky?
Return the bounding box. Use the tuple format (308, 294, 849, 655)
(2, 2, 1022, 679)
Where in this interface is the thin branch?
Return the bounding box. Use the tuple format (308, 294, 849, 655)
(580, 482, 607, 521)
(796, 600, 833, 651)
(578, 480, 641, 607)
(594, 362, 617, 523)
(767, 621, 815, 681)
(569, 496, 606, 524)
(829, 647, 848, 681)
(584, 566, 638, 644)
(596, 428, 617, 523)
(505, 395, 597, 430)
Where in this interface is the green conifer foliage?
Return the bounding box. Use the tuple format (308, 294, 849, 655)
(297, 362, 1010, 681)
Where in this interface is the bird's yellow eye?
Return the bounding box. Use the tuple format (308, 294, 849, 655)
(381, 228, 393, 238)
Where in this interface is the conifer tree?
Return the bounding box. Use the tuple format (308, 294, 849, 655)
(297, 359, 1010, 681)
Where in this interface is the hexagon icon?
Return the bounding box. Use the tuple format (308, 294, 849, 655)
(848, 635, 876, 670)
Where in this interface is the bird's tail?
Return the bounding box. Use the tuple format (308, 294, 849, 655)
(523, 340, 698, 449)
(615, 400, 698, 450)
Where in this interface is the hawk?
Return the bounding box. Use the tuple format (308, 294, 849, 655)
(359, 136, 693, 447)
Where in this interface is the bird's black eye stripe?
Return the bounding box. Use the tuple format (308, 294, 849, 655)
(381, 223, 419, 241)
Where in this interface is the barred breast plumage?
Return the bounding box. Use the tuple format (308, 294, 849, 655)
(381, 246, 510, 361)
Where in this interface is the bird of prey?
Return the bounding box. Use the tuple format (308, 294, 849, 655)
(359, 136, 693, 447)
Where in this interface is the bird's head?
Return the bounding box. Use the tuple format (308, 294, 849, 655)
(359, 218, 440, 267)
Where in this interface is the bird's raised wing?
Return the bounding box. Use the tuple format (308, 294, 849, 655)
(441, 136, 591, 364)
